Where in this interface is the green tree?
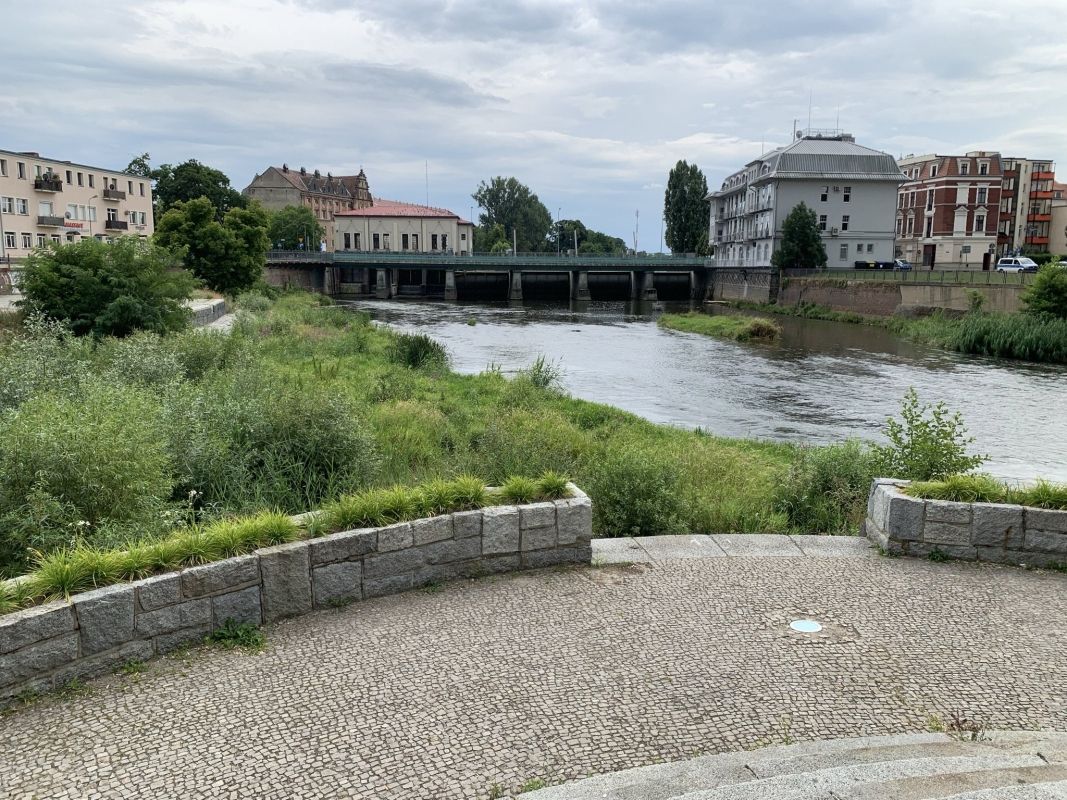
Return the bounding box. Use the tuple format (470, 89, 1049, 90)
(664, 160, 709, 254)
(474, 223, 510, 253)
(874, 389, 986, 480)
(125, 153, 152, 178)
(153, 159, 245, 220)
(1022, 263, 1067, 319)
(19, 238, 195, 338)
(771, 202, 827, 269)
(550, 219, 627, 255)
(268, 205, 325, 250)
(472, 177, 552, 252)
(155, 197, 269, 294)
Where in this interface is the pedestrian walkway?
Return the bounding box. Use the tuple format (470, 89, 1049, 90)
(1, 536, 1063, 799)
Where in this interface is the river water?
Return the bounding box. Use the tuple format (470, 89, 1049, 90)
(347, 299, 1067, 483)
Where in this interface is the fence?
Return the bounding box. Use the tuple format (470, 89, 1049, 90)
(785, 269, 1037, 286)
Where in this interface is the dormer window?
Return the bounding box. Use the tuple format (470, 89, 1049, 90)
(930, 164, 939, 178)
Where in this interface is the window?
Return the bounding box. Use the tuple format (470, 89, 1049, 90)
(867, 243, 874, 253)
(21, 233, 32, 249)
(0, 197, 12, 213)
(38, 200, 53, 215)
(841, 215, 850, 231)
(818, 214, 827, 231)
(975, 214, 985, 231)
(382, 233, 390, 250)
(839, 244, 848, 260)
(36, 233, 46, 247)
(88, 174, 95, 188)
(978, 162, 988, 176)
(896, 217, 902, 235)
(401, 233, 409, 250)
(461, 232, 467, 241)
(959, 161, 969, 175)
(373, 233, 380, 250)
(127, 180, 133, 194)
(412, 234, 419, 250)
(906, 217, 914, 235)
(0, 159, 6, 177)
(441, 234, 448, 250)
(67, 203, 78, 219)
(77, 172, 84, 187)
(17, 162, 26, 179)
(926, 191, 934, 211)
(856, 243, 863, 253)
(51, 235, 60, 243)
(343, 232, 351, 249)
(139, 182, 145, 197)
(16, 198, 28, 215)
(930, 164, 938, 178)
(977, 187, 987, 203)
(34, 165, 42, 178)
(354, 232, 361, 250)
(925, 218, 933, 237)
(65, 170, 72, 184)
(88, 206, 97, 222)
(431, 234, 438, 250)
(3, 231, 14, 249)
(820, 192, 828, 202)
(843, 186, 851, 202)
(899, 194, 905, 208)
(106, 207, 117, 222)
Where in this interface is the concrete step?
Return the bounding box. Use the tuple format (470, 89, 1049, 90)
(523, 733, 1067, 800)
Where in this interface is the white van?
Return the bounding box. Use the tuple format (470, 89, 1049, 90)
(995, 257, 1039, 273)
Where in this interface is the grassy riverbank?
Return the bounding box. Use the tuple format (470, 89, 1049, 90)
(1, 292, 823, 578)
(659, 312, 781, 341)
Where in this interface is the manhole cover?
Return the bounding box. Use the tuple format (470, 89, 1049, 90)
(789, 619, 823, 633)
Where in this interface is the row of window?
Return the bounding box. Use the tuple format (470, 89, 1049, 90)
(818, 186, 852, 202)
(818, 214, 850, 231)
(340, 232, 451, 251)
(903, 161, 991, 180)
(837, 243, 875, 259)
(4, 231, 103, 249)
(1, 196, 146, 224)
(898, 187, 991, 210)
(0, 158, 146, 195)
(895, 214, 988, 237)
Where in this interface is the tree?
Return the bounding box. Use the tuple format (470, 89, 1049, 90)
(125, 153, 152, 178)
(153, 159, 245, 220)
(19, 238, 195, 338)
(664, 160, 709, 254)
(549, 219, 627, 255)
(472, 177, 552, 252)
(155, 197, 269, 294)
(771, 202, 827, 269)
(268, 205, 325, 250)
(1022, 263, 1067, 319)
(474, 223, 509, 253)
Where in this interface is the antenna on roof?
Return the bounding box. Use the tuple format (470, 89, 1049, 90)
(425, 160, 429, 206)
(807, 89, 812, 131)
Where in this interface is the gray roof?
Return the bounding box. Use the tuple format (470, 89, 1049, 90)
(754, 136, 905, 184)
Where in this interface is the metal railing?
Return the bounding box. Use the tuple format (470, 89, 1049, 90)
(104, 219, 129, 231)
(784, 268, 1037, 286)
(37, 215, 65, 227)
(266, 250, 710, 270)
(33, 177, 63, 192)
(102, 188, 126, 201)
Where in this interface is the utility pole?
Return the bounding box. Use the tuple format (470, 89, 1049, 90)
(557, 207, 561, 256)
(513, 227, 517, 256)
(573, 228, 578, 255)
(634, 209, 639, 253)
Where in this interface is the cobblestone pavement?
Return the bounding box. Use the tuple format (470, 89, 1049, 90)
(1, 540, 1065, 799)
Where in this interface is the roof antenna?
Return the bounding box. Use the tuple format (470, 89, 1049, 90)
(836, 105, 840, 131)
(807, 89, 812, 131)
(425, 160, 429, 206)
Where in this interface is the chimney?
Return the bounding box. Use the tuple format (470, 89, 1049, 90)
(300, 167, 306, 176)
(282, 163, 288, 172)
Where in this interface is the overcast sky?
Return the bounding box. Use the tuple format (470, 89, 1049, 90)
(5, 0, 1066, 247)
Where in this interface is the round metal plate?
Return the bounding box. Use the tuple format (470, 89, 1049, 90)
(789, 619, 823, 633)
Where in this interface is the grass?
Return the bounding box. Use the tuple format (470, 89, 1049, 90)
(206, 619, 266, 652)
(905, 474, 1067, 509)
(659, 311, 781, 342)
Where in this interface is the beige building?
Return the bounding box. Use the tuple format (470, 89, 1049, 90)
(0, 148, 154, 262)
(333, 200, 474, 254)
(1051, 183, 1067, 256)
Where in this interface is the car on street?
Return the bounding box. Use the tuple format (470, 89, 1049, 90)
(996, 257, 1039, 273)
(893, 259, 913, 271)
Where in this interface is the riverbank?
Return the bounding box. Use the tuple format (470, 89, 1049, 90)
(658, 311, 781, 341)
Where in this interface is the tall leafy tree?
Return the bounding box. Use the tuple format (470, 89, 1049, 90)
(155, 197, 269, 294)
(125, 153, 153, 178)
(472, 177, 552, 252)
(19, 238, 195, 337)
(550, 219, 627, 255)
(268, 205, 325, 250)
(771, 202, 827, 269)
(153, 159, 245, 220)
(664, 160, 709, 254)
(1022, 263, 1067, 319)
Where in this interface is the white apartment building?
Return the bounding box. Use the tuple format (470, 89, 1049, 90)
(333, 200, 474, 254)
(709, 131, 905, 269)
(0, 149, 154, 262)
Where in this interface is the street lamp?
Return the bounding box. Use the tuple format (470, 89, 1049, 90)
(557, 207, 561, 257)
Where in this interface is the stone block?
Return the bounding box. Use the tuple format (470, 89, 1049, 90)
(521, 524, 557, 552)
(885, 492, 925, 542)
(364, 574, 413, 598)
(135, 574, 181, 612)
(520, 502, 556, 530)
(420, 537, 481, 565)
(309, 528, 376, 566)
(1, 676, 54, 704)
(0, 601, 76, 655)
(181, 554, 259, 599)
(258, 541, 312, 623)
(212, 586, 262, 627)
(557, 498, 592, 545)
(479, 554, 522, 575)
(54, 640, 153, 685)
(972, 503, 1025, 548)
(482, 506, 520, 554)
(452, 510, 483, 539)
(74, 584, 135, 656)
(925, 500, 972, 525)
(0, 632, 79, 687)
(1023, 529, 1067, 555)
(135, 598, 211, 637)
(155, 625, 211, 654)
(312, 562, 362, 607)
(923, 521, 972, 546)
(523, 547, 582, 569)
(866, 484, 891, 532)
(1027, 508, 1067, 534)
(975, 546, 1007, 564)
(414, 563, 469, 586)
(904, 542, 977, 561)
(378, 522, 413, 552)
(364, 547, 426, 579)
(411, 516, 453, 546)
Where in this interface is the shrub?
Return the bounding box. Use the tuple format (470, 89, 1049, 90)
(0, 315, 93, 412)
(98, 332, 185, 388)
(467, 409, 591, 484)
(587, 444, 685, 536)
(1022, 263, 1067, 319)
(658, 312, 781, 342)
(389, 331, 449, 369)
(774, 440, 882, 533)
(873, 388, 986, 481)
(905, 475, 1067, 510)
(234, 291, 272, 313)
(520, 355, 564, 390)
(536, 470, 570, 499)
(500, 476, 539, 504)
(18, 238, 196, 337)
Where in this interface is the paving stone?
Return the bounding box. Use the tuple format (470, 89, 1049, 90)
(181, 555, 259, 599)
(134, 598, 211, 637)
(211, 586, 262, 628)
(410, 516, 454, 546)
(482, 506, 521, 554)
(592, 537, 653, 564)
(886, 492, 925, 541)
(791, 536, 878, 559)
(924, 521, 972, 546)
(925, 500, 973, 525)
(521, 524, 557, 552)
(308, 529, 377, 566)
(635, 535, 728, 561)
(0, 601, 76, 655)
(74, 585, 135, 656)
(0, 631, 79, 686)
(710, 534, 805, 557)
(1027, 509, 1067, 534)
(312, 562, 362, 607)
(558, 498, 593, 545)
(134, 574, 181, 612)
(258, 541, 312, 623)
(378, 523, 413, 552)
(972, 504, 1026, 549)
(452, 510, 483, 539)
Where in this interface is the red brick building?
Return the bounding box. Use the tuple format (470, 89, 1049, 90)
(895, 152, 1002, 269)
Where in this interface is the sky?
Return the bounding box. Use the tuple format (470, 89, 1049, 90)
(4, 0, 1066, 248)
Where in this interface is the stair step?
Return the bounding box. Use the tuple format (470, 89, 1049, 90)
(836, 765, 1067, 800)
(747, 740, 996, 779)
(939, 781, 1067, 799)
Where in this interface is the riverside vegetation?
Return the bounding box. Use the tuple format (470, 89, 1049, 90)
(0, 291, 1008, 595)
(658, 312, 781, 342)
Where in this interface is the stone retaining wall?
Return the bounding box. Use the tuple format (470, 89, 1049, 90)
(865, 479, 1067, 566)
(0, 487, 592, 705)
(189, 299, 229, 327)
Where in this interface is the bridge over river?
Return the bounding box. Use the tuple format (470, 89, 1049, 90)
(263, 251, 758, 302)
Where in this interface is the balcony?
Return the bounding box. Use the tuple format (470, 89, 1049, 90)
(33, 176, 63, 192)
(102, 188, 126, 201)
(1033, 171, 1055, 181)
(1034, 191, 1053, 200)
(104, 219, 128, 231)
(37, 215, 65, 227)
(1028, 213, 1052, 223)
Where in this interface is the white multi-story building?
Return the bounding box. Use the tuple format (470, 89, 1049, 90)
(0, 148, 154, 262)
(709, 131, 905, 269)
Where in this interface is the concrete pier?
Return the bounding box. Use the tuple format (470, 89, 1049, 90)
(444, 269, 457, 300)
(509, 270, 523, 301)
(572, 270, 591, 301)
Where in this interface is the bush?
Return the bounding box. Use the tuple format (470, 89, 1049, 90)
(1022, 263, 1067, 319)
(774, 440, 882, 533)
(659, 312, 781, 342)
(18, 238, 196, 338)
(467, 409, 591, 484)
(234, 291, 272, 312)
(587, 444, 685, 536)
(0, 315, 93, 412)
(389, 331, 449, 369)
(874, 388, 986, 480)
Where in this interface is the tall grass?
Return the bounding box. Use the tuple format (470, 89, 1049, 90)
(906, 475, 1067, 509)
(659, 312, 782, 342)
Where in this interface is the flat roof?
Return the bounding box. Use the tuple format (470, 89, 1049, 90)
(0, 148, 147, 178)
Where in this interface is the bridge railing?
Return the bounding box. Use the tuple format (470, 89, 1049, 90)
(266, 250, 710, 270)
(784, 268, 1038, 286)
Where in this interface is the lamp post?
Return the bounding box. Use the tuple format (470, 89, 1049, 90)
(0, 198, 6, 262)
(557, 207, 561, 257)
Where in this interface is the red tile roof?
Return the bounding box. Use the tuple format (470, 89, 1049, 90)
(335, 199, 472, 223)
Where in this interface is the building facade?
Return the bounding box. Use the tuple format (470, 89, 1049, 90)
(1050, 181, 1067, 256)
(0, 148, 154, 262)
(895, 152, 1003, 270)
(333, 200, 474, 255)
(243, 165, 373, 250)
(999, 158, 1056, 254)
(709, 131, 905, 269)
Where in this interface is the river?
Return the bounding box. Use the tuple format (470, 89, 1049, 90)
(346, 298, 1067, 483)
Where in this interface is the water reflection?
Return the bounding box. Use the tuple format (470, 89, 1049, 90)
(345, 298, 1067, 483)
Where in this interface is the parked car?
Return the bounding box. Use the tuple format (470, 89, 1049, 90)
(893, 259, 913, 271)
(996, 257, 1039, 273)
(874, 261, 895, 270)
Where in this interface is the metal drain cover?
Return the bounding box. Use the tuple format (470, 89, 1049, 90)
(789, 619, 823, 633)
